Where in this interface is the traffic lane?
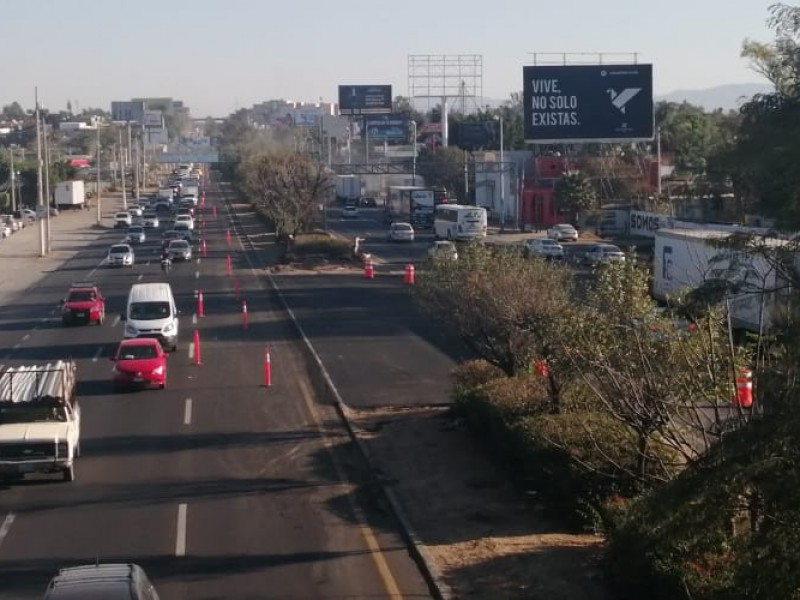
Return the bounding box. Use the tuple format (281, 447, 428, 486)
(158, 258, 430, 599)
(327, 206, 434, 265)
(0, 230, 210, 597)
(272, 272, 467, 408)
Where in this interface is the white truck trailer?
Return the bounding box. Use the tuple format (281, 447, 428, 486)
(653, 228, 793, 333)
(54, 180, 85, 209)
(0, 361, 81, 482)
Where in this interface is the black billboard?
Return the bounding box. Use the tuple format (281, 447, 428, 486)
(522, 64, 653, 143)
(338, 85, 393, 115)
(456, 121, 498, 150)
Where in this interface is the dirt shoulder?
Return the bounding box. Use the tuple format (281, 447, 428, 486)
(348, 406, 610, 600)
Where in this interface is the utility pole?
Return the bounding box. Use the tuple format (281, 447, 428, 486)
(9, 147, 15, 212)
(133, 130, 141, 202)
(43, 116, 52, 252)
(126, 122, 134, 201)
(96, 124, 102, 225)
(35, 87, 46, 257)
(411, 120, 417, 186)
(119, 128, 127, 210)
(464, 150, 469, 204)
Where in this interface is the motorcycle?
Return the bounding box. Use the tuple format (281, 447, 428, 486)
(161, 256, 172, 274)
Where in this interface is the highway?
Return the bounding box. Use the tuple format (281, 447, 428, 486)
(0, 182, 432, 599)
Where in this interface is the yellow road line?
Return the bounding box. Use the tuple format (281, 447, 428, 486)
(296, 377, 403, 599)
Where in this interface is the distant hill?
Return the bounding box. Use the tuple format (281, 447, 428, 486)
(656, 83, 773, 111)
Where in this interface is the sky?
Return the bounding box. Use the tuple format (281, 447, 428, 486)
(1, 0, 779, 118)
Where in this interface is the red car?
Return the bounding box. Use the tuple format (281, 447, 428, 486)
(110, 338, 168, 391)
(61, 282, 105, 326)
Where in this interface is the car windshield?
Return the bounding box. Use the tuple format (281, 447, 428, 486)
(602, 246, 622, 253)
(118, 344, 159, 360)
(174, 224, 189, 231)
(115, 213, 128, 219)
(67, 290, 95, 302)
(128, 227, 143, 234)
(144, 213, 156, 219)
(0, 404, 68, 424)
(170, 241, 189, 249)
(129, 301, 170, 320)
(541, 240, 556, 246)
(395, 224, 412, 231)
(110, 245, 130, 254)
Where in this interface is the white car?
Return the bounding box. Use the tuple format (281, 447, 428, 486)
(387, 222, 415, 242)
(127, 205, 143, 218)
(525, 238, 565, 260)
(428, 240, 458, 261)
(167, 239, 192, 261)
(181, 194, 198, 207)
(142, 212, 159, 228)
(114, 212, 133, 228)
(547, 223, 579, 242)
(342, 205, 359, 219)
(19, 209, 36, 222)
(584, 244, 626, 265)
(0, 223, 11, 238)
(173, 214, 194, 231)
(107, 243, 135, 267)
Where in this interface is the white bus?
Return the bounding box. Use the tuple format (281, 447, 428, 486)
(433, 204, 488, 241)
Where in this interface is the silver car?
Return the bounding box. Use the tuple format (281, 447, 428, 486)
(142, 212, 159, 228)
(525, 238, 565, 259)
(388, 222, 415, 242)
(167, 239, 192, 261)
(547, 223, 579, 242)
(428, 240, 458, 261)
(584, 244, 625, 265)
(126, 226, 146, 244)
(107, 244, 134, 267)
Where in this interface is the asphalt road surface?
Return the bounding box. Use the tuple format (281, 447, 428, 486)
(0, 185, 431, 599)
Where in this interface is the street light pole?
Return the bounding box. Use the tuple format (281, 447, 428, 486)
(411, 120, 417, 186)
(119, 128, 127, 210)
(9, 147, 15, 212)
(43, 115, 52, 252)
(35, 87, 46, 257)
(96, 124, 102, 225)
(498, 115, 505, 232)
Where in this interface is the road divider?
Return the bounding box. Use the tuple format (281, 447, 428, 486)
(192, 329, 202, 365)
(242, 300, 248, 330)
(197, 290, 205, 318)
(364, 258, 374, 280)
(404, 263, 416, 285)
(0, 513, 15, 550)
(263, 347, 272, 387)
(226, 254, 232, 277)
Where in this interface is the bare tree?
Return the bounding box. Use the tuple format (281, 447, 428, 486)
(413, 243, 576, 412)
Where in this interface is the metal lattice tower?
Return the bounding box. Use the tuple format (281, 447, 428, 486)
(408, 54, 483, 147)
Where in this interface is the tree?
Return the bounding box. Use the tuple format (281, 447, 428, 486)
(413, 243, 576, 411)
(559, 259, 744, 485)
(392, 96, 424, 126)
(416, 146, 467, 200)
(2, 102, 25, 120)
(238, 150, 332, 239)
(553, 171, 597, 222)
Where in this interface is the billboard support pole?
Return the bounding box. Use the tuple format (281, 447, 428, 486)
(441, 97, 449, 148)
(411, 120, 417, 186)
(499, 116, 505, 231)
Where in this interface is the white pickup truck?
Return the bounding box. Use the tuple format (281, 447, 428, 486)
(0, 361, 81, 482)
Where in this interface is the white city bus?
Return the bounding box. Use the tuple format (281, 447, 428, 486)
(433, 204, 488, 241)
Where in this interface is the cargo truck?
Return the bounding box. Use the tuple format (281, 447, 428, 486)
(653, 228, 795, 333)
(336, 175, 362, 203)
(0, 361, 81, 482)
(54, 180, 85, 209)
(385, 186, 436, 228)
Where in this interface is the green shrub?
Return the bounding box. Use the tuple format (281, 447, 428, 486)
(450, 359, 505, 398)
(290, 236, 351, 260)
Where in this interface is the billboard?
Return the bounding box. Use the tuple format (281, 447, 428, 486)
(523, 64, 653, 143)
(364, 114, 407, 140)
(338, 85, 392, 115)
(457, 121, 498, 150)
(142, 110, 163, 128)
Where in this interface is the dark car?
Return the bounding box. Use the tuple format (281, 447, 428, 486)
(161, 230, 183, 249)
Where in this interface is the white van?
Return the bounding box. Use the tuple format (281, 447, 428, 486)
(122, 283, 179, 351)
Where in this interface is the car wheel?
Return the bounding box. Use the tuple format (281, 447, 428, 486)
(62, 465, 75, 482)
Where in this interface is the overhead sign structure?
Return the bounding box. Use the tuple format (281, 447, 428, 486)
(142, 110, 163, 128)
(523, 64, 654, 143)
(364, 114, 408, 140)
(156, 151, 220, 164)
(338, 85, 392, 115)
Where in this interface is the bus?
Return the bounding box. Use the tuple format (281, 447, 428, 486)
(433, 204, 488, 241)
